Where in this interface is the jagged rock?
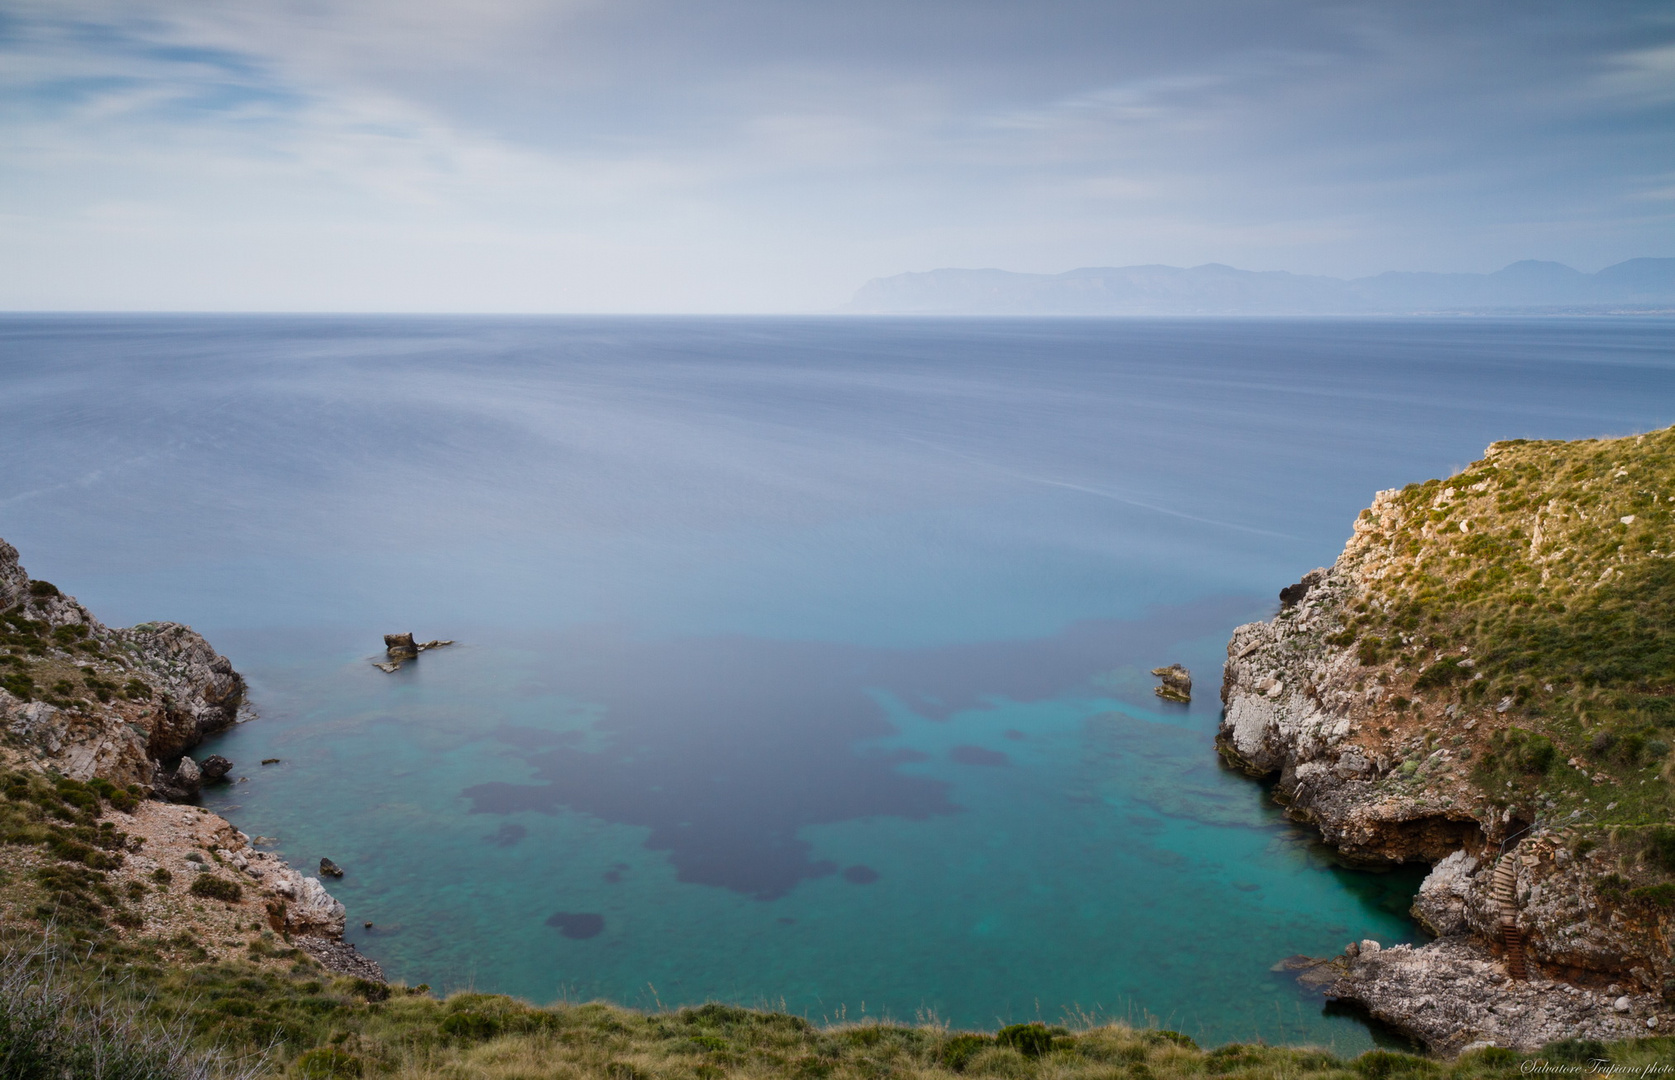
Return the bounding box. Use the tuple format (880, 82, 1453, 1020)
(1412, 849, 1478, 936)
(1151, 664, 1192, 702)
(320, 857, 345, 878)
(199, 755, 234, 783)
(1278, 576, 1317, 607)
(296, 937, 385, 982)
(1324, 937, 1669, 1054)
(155, 755, 202, 802)
(375, 632, 455, 672)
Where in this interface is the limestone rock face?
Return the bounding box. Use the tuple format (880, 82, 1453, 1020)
(1413, 849, 1478, 937)
(154, 754, 202, 802)
(1217, 476, 1675, 1052)
(0, 537, 245, 788)
(1326, 937, 1667, 1054)
(0, 539, 28, 609)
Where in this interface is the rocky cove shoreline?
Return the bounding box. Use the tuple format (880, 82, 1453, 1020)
(1218, 431, 1675, 1053)
(0, 537, 381, 981)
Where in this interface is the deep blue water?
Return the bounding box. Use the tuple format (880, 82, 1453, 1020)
(3, 315, 1672, 1050)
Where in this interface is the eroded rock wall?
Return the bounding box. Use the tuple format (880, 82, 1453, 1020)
(1219, 491, 1675, 1051)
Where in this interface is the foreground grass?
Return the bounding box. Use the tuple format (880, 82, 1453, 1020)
(4, 926, 1666, 1080)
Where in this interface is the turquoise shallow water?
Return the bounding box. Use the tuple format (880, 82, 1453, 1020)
(4, 315, 1674, 1050)
(196, 616, 1424, 1049)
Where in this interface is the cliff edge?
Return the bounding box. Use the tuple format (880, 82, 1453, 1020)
(1221, 426, 1675, 1053)
(0, 537, 379, 979)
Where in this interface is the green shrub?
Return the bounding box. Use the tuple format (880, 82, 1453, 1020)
(438, 1010, 501, 1042)
(1206, 1044, 1268, 1074)
(1, 672, 35, 700)
(1488, 727, 1555, 774)
(1646, 826, 1675, 873)
(189, 875, 243, 902)
(1352, 1048, 1437, 1077)
(349, 978, 388, 1002)
(295, 1046, 363, 1078)
(1149, 1029, 1197, 1049)
(1630, 883, 1675, 908)
(939, 1033, 992, 1072)
(1414, 657, 1466, 689)
(28, 580, 60, 598)
(994, 1023, 1064, 1058)
(1539, 1038, 1607, 1063)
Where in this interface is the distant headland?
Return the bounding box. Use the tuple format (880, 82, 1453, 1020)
(847, 258, 1675, 316)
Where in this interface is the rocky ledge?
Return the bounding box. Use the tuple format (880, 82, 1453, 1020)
(1219, 428, 1675, 1053)
(0, 536, 378, 979)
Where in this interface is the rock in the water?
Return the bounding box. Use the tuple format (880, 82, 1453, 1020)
(155, 755, 202, 801)
(1278, 577, 1316, 607)
(319, 857, 345, 878)
(1323, 936, 1670, 1053)
(200, 755, 234, 783)
(376, 632, 455, 672)
(1151, 664, 1192, 702)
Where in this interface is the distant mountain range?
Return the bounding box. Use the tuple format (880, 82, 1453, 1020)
(846, 258, 1675, 315)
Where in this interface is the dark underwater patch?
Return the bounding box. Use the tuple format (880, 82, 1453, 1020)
(949, 745, 1010, 767)
(462, 600, 1252, 900)
(546, 912, 605, 939)
(486, 823, 527, 847)
(842, 865, 879, 884)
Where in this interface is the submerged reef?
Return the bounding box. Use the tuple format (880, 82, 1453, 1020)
(1220, 425, 1675, 1052)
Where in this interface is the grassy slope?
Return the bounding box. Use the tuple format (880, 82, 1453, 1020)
(1334, 424, 1675, 891)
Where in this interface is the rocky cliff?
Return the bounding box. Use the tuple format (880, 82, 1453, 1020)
(0, 538, 245, 793)
(1221, 427, 1675, 1053)
(0, 537, 378, 978)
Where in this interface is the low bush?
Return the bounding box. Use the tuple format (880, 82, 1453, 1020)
(189, 875, 243, 902)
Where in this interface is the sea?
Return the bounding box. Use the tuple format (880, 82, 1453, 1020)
(2, 315, 1672, 1051)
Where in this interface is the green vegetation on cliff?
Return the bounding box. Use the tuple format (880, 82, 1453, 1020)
(1333, 425, 1675, 813)
(1336, 426, 1675, 860)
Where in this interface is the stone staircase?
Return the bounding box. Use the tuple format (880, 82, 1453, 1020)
(1492, 853, 1528, 979)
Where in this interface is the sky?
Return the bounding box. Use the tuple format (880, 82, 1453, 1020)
(1, 0, 1672, 312)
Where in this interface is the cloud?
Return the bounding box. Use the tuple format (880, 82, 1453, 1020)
(0, 0, 1672, 310)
